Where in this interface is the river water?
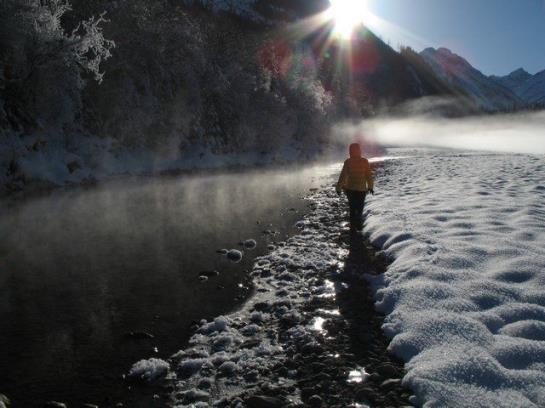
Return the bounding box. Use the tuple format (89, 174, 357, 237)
(0, 165, 336, 407)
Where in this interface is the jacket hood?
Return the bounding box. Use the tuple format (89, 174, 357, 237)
(349, 143, 362, 158)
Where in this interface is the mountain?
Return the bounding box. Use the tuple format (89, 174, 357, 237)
(490, 68, 532, 91)
(491, 68, 545, 107)
(420, 47, 522, 111)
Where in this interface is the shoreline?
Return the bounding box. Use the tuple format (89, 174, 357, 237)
(150, 172, 412, 407)
(0, 164, 324, 408)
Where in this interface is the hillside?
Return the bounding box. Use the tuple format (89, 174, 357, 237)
(0, 0, 466, 195)
(491, 68, 545, 108)
(420, 47, 523, 112)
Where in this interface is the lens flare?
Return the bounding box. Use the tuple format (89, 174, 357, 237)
(328, 0, 369, 39)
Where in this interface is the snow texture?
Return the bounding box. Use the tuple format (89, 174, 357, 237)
(164, 170, 346, 406)
(128, 358, 170, 382)
(364, 149, 545, 407)
(144, 149, 545, 407)
(491, 68, 545, 107)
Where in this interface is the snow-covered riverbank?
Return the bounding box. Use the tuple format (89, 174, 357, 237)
(0, 131, 347, 198)
(129, 160, 411, 407)
(131, 149, 545, 407)
(365, 150, 545, 407)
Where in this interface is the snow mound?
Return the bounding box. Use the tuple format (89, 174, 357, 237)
(365, 150, 545, 407)
(129, 358, 170, 382)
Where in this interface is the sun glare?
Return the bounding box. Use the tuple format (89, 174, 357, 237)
(328, 0, 369, 39)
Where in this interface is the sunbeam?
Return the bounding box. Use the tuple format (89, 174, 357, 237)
(327, 0, 370, 39)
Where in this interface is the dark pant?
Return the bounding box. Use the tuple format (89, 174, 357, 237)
(345, 190, 366, 230)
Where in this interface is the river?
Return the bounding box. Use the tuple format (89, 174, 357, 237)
(0, 165, 336, 407)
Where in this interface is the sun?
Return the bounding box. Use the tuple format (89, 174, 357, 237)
(328, 0, 369, 39)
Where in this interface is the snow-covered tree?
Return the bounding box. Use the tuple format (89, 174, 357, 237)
(0, 0, 114, 130)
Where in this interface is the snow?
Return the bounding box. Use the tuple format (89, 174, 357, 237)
(132, 149, 545, 406)
(491, 68, 545, 107)
(128, 358, 170, 382)
(364, 149, 545, 407)
(0, 128, 325, 196)
(420, 48, 522, 111)
(160, 167, 344, 405)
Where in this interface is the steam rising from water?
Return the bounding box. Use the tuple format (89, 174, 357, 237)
(334, 110, 545, 155)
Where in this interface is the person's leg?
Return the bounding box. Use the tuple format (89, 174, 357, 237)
(354, 192, 366, 230)
(345, 190, 359, 230)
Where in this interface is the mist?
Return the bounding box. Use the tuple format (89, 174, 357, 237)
(333, 107, 545, 156)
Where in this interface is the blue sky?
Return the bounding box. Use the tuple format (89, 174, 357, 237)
(365, 0, 545, 75)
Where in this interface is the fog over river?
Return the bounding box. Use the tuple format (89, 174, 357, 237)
(0, 166, 334, 407)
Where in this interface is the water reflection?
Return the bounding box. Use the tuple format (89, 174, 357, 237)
(347, 367, 370, 384)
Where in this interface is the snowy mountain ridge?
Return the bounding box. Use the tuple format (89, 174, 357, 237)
(420, 47, 523, 111)
(492, 68, 545, 107)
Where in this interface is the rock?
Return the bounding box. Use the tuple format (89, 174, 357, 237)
(253, 302, 272, 312)
(245, 395, 285, 408)
(0, 393, 9, 408)
(182, 389, 209, 404)
(218, 361, 238, 376)
(197, 378, 212, 390)
(380, 379, 401, 390)
(308, 395, 323, 407)
(83, 404, 99, 408)
(198, 275, 209, 282)
(200, 270, 220, 278)
(243, 239, 257, 249)
(240, 339, 261, 349)
(376, 363, 398, 378)
(124, 331, 155, 340)
(226, 249, 243, 263)
(128, 358, 170, 382)
(368, 372, 382, 383)
(301, 387, 317, 399)
(44, 402, 67, 408)
(310, 362, 326, 373)
(66, 160, 81, 174)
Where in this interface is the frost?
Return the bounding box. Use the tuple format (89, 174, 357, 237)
(129, 358, 169, 382)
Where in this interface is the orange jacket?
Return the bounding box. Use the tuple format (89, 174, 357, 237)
(336, 157, 374, 193)
(336, 144, 374, 193)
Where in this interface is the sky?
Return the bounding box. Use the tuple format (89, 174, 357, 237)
(364, 0, 545, 76)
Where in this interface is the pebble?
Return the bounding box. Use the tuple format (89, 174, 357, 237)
(200, 270, 220, 278)
(227, 249, 243, 262)
(124, 331, 154, 340)
(243, 239, 257, 249)
(245, 395, 285, 408)
(376, 363, 398, 378)
(44, 402, 67, 408)
(308, 395, 323, 407)
(380, 379, 402, 389)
